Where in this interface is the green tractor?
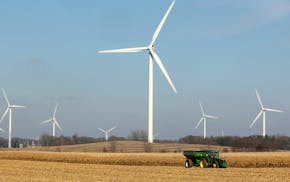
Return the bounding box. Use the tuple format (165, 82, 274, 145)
(183, 150, 227, 168)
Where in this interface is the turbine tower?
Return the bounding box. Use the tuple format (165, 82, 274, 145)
(249, 89, 283, 138)
(98, 126, 116, 141)
(194, 101, 218, 139)
(98, 0, 177, 143)
(40, 104, 62, 137)
(0, 89, 25, 148)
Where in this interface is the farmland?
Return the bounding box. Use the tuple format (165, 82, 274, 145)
(0, 151, 290, 181)
(12, 140, 234, 153)
(0, 159, 289, 181)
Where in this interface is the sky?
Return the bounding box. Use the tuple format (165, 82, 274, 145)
(0, 0, 289, 140)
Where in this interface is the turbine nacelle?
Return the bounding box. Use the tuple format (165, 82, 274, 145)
(250, 89, 284, 137)
(0, 89, 25, 148)
(97, 0, 177, 143)
(40, 104, 62, 136)
(194, 101, 218, 139)
(98, 126, 116, 141)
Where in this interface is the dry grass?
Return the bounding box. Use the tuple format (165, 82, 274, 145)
(223, 152, 290, 168)
(1, 151, 290, 168)
(0, 159, 289, 182)
(0, 151, 183, 166)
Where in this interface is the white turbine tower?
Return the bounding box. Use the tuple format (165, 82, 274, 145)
(40, 104, 62, 137)
(0, 89, 25, 148)
(98, 126, 116, 141)
(249, 89, 283, 138)
(98, 0, 177, 144)
(194, 101, 218, 139)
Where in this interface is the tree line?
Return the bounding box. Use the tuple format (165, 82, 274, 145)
(1, 131, 290, 151)
(179, 135, 290, 151)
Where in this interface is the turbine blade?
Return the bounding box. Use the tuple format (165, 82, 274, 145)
(199, 100, 204, 114)
(0, 128, 4, 132)
(53, 104, 58, 118)
(10, 105, 25, 108)
(0, 108, 9, 123)
(194, 117, 203, 129)
(40, 119, 52, 124)
(98, 47, 148, 53)
(108, 126, 116, 133)
(54, 119, 62, 131)
(150, 50, 177, 93)
(2, 89, 10, 106)
(264, 108, 284, 113)
(150, 0, 175, 46)
(255, 89, 264, 108)
(204, 115, 219, 119)
(250, 111, 263, 128)
(98, 128, 106, 133)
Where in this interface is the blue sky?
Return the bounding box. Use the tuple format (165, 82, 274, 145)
(0, 0, 289, 139)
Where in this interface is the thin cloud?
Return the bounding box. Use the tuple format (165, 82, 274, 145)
(226, 0, 290, 35)
(195, 0, 290, 38)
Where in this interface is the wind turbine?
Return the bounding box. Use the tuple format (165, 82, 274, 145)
(40, 104, 62, 137)
(98, 0, 177, 143)
(194, 101, 218, 139)
(98, 126, 116, 141)
(0, 89, 25, 148)
(249, 89, 283, 138)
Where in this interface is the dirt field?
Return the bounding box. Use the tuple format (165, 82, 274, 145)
(1, 151, 290, 181)
(1, 151, 290, 168)
(0, 159, 289, 182)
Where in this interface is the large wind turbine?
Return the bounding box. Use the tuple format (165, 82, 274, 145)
(40, 104, 62, 137)
(98, 126, 116, 141)
(0, 89, 25, 148)
(194, 101, 218, 139)
(98, 0, 177, 143)
(249, 89, 283, 138)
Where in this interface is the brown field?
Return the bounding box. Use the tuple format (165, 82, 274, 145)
(1, 151, 290, 168)
(1, 151, 290, 181)
(0, 159, 289, 182)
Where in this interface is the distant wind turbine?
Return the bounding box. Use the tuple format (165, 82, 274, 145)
(0, 89, 25, 148)
(194, 101, 218, 139)
(98, 0, 177, 144)
(40, 104, 62, 137)
(98, 126, 116, 141)
(249, 89, 283, 138)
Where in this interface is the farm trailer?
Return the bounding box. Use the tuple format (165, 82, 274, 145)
(183, 150, 227, 168)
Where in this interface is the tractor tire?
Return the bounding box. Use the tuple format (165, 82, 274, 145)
(185, 159, 192, 168)
(212, 161, 219, 168)
(199, 159, 207, 168)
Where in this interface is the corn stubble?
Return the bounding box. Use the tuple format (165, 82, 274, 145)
(0, 159, 289, 182)
(1, 151, 290, 181)
(1, 151, 290, 168)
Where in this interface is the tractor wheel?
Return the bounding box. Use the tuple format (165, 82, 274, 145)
(212, 161, 219, 168)
(199, 159, 207, 168)
(185, 159, 192, 168)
